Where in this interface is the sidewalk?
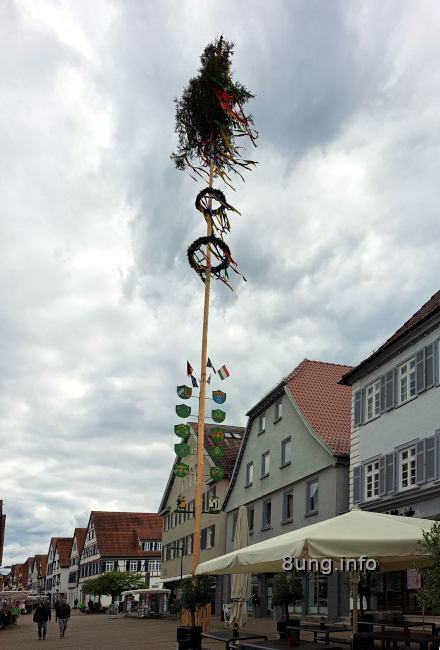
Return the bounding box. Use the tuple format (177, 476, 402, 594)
(0, 610, 278, 650)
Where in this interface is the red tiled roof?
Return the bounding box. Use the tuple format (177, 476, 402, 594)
(341, 290, 440, 384)
(285, 359, 353, 455)
(38, 555, 47, 577)
(74, 528, 87, 554)
(92, 512, 162, 558)
(188, 422, 244, 475)
(378, 290, 440, 352)
(56, 538, 73, 567)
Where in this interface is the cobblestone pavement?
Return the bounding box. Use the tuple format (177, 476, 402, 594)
(0, 610, 279, 650)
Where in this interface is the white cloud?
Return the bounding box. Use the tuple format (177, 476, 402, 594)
(2, 0, 440, 563)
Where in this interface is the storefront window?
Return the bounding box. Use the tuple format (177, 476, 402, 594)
(307, 574, 328, 614)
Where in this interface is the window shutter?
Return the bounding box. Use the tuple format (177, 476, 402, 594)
(101, 560, 105, 573)
(425, 343, 435, 389)
(125, 560, 130, 572)
(426, 435, 436, 482)
(353, 390, 362, 427)
(393, 368, 398, 406)
(113, 560, 118, 571)
(353, 465, 361, 503)
(379, 456, 386, 496)
(211, 524, 215, 548)
(416, 439, 426, 484)
(384, 371, 394, 411)
(385, 453, 395, 493)
(202, 493, 205, 512)
(137, 560, 141, 572)
(416, 349, 425, 393)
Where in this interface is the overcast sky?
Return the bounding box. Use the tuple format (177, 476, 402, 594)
(2, 0, 440, 565)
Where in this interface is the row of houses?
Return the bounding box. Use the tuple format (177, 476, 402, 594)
(159, 289, 440, 618)
(3, 511, 162, 607)
(4, 289, 440, 619)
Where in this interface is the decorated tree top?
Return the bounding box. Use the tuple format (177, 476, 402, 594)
(171, 36, 257, 186)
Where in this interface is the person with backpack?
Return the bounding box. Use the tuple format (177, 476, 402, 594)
(33, 601, 51, 640)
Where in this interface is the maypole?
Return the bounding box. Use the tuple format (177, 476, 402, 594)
(171, 37, 257, 576)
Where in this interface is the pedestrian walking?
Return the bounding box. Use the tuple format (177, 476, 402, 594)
(88, 599, 94, 614)
(74, 598, 78, 609)
(33, 601, 51, 640)
(57, 598, 70, 638)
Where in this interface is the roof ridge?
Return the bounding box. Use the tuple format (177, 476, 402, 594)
(284, 358, 353, 382)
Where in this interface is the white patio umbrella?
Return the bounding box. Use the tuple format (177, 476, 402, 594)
(196, 510, 436, 632)
(230, 506, 251, 630)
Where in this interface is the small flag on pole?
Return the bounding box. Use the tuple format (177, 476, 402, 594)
(207, 358, 216, 374)
(218, 365, 229, 380)
(191, 375, 198, 388)
(187, 361, 193, 377)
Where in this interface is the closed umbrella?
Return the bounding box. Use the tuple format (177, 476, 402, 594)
(230, 506, 251, 630)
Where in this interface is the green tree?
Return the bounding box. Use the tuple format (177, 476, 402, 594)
(412, 520, 440, 613)
(271, 573, 302, 621)
(180, 576, 215, 626)
(82, 571, 145, 604)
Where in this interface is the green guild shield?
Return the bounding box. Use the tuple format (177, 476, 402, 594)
(174, 423, 191, 438)
(211, 427, 225, 443)
(177, 385, 192, 399)
(173, 462, 190, 478)
(210, 466, 225, 482)
(174, 442, 190, 457)
(176, 404, 191, 418)
(212, 409, 226, 423)
(209, 446, 225, 461)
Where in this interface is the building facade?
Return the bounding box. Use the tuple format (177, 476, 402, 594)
(224, 360, 352, 618)
(78, 511, 162, 606)
(341, 289, 440, 613)
(45, 537, 72, 605)
(67, 528, 87, 606)
(158, 422, 244, 613)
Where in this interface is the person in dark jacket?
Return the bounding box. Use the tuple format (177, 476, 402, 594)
(33, 601, 51, 640)
(88, 599, 94, 614)
(57, 598, 70, 638)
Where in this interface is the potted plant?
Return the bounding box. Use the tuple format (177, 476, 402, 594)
(271, 573, 302, 640)
(177, 576, 215, 649)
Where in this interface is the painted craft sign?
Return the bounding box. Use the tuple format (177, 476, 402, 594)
(209, 446, 225, 462)
(174, 423, 190, 438)
(174, 462, 190, 478)
(210, 466, 225, 482)
(211, 427, 225, 443)
(212, 390, 226, 404)
(212, 409, 226, 423)
(177, 385, 192, 399)
(176, 404, 191, 418)
(174, 442, 190, 457)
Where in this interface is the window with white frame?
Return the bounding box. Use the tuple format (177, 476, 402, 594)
(306, 479, 319, 514)
(258, 413, 266, 434)
(366, 380, 381, 420)
(281, 437, 291, 466)
(399, 358, 416, 404)
(262, 499, 271, 529)
(274, 400, 282, 421)
(261, 451, 270, 477)
(106, 561, 114, 572)
(364, 461, 380, 500)
(149, 560, 160, 571)
(399, 446, 416, 490)
(245, 461, 253, 486)
(129, 560, 138, 571)
(282, 490, 293, 523)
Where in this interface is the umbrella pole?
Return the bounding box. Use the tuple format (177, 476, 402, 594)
(351, 570, 359, 634)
